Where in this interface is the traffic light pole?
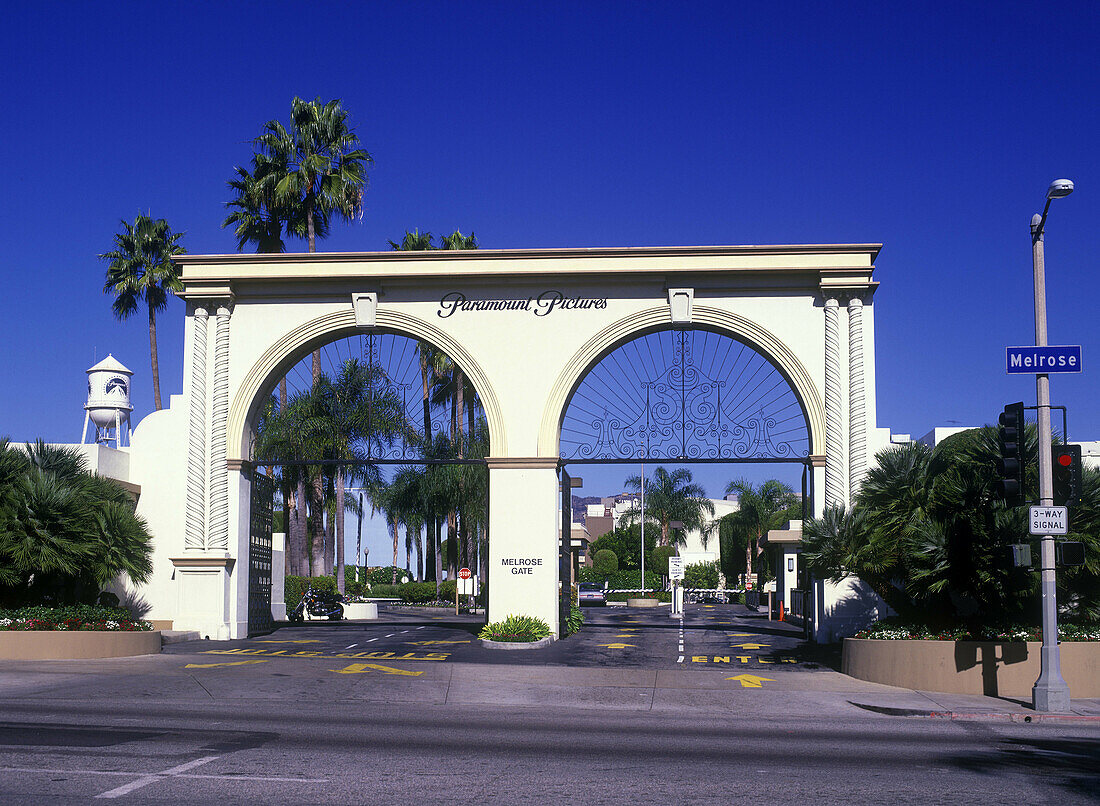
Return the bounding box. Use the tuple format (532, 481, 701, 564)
(1030, 213, 1071, 712)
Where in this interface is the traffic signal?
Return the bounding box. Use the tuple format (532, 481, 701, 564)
(1051, 444, 1082, 506)
(1057, 542, 1085, 567)
(996, 402, 1025, 506)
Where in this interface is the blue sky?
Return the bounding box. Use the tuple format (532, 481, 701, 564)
(1, 2, 1097, 564)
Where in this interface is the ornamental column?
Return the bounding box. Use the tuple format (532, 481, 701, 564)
(823, 295, 845, 508)
(184, 306, 209, 550)
(847, 295, 867, 498)
(208, 302, 232, 552)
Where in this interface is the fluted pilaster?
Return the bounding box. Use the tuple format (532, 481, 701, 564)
(848, 296, 867, 499)
(184, 307, 209, 550)
(208, 304, 231, 551)
(823, 296, 845, 508)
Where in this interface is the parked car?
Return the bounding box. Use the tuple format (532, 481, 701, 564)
(578, 583, 606, 606)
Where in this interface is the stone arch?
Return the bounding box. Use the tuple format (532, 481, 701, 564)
(227, 308, 506, 462)
(538, 304, 825, 458)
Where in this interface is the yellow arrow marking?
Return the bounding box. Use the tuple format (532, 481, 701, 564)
(254, 639, 321, 644)
(598, 643, 637, 649)
(405, 640, 471, 645)
(613, 634, 638, 638)
(733, 643, 770, 650)
(185, 660, 270, 669)
(330, 663, 424, 676)
(729, 633, 754, 637)
(725, 674, 775, 688)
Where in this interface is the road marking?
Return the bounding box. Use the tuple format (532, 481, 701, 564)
(201, 648, 449, 661)
(330, 663, 424, 676)
(366, 637, 378, 642)
(345, 644, 358, 649)
(0, 765, 325, 786)
(96, 756, 221, 799)
(725, 674, 775, 688)
(677, 655, 684, 663)
(732, 643, 770, 650)
(598, 643, 637, 649)
(184, 660, 269, 669)
(254, 639, 322, 644)
(405, 639, 470, 645)
(729, 633, 753, 637)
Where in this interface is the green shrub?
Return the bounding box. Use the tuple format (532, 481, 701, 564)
(564, 604, 584, 636)
(593, 549, 619, 574)
(578, 567, 605, 584)
(650, 546, 676, 575)
(398, 582, 437, 604)
(367, 566, 412, 584)
(684, 561, 720, 589)
(284, 575, 337, 611)
(438, 579, 457, 601)
(0, 604, 151, 631)
(603, 569, 663, 590)
(479, 614, 552, 642)
(363, 583, 401, 599)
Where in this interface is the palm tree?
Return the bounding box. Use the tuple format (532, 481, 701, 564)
(222, 152, 290, 253)
(724, 478, 800, 583)
(620, 467, 715, 547)
(100, 215, 186, 410)
(258, 96, 372, 254)
(0, 440, 153, 605)
(313, 359, 407, 593)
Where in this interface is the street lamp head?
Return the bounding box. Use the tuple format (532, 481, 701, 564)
(1047, 179, 1074, 199)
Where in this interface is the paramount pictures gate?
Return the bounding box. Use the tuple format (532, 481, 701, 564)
(150, 244, 881, 639)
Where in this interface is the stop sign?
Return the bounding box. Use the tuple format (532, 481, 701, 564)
(458, 567, 472, 580)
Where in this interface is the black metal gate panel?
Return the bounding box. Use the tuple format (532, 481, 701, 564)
(249, 472, 275, 635)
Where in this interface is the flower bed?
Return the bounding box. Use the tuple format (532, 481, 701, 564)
(854, 620, 1100, 642)
(0, 605, 152, 632)
(0, 605, 159, 660)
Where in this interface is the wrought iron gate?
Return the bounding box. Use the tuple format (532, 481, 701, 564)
(248, 472, 275, 635)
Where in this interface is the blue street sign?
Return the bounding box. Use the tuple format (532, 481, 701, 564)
(1006, 345, 1082, 374)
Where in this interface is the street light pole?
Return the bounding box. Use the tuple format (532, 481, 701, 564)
(1030, 178, 1073, 713)
(640, 462, 646, 591)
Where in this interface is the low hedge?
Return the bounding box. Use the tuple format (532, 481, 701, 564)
(855, 618, 1100, 642)
(0, 605, 152, 631)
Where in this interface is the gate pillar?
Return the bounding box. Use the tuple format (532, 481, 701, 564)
(485, 457, 562, 636)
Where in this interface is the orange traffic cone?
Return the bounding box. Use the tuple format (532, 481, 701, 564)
(778, 602, 785, 622)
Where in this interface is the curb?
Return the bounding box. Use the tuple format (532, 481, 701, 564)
(480, 636, 554, 650)
(849, 702, 1100, 724)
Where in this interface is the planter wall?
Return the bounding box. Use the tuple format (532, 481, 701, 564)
(0, 631, 162, 660)
(843, 639, 1099, 697)
(342, 602, 378, 620)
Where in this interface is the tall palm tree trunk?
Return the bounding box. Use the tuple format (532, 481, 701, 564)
(391, 516, 399, 584)
(335, 467, 346, 593)
(309, 477, 326, 576)
(148, 302, 162, 411)
(414, 525, 423, 582)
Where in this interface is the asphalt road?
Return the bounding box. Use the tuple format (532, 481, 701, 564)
(0, 696, 1096, 804)
(1, 604, 1097, 804)
(162, 602, 827, 671)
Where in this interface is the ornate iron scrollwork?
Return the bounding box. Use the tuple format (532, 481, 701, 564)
(561, 329, 808, 462)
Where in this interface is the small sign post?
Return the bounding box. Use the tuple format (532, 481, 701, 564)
(457, 567, 472, 614)
(1029, 506, 1069, 536)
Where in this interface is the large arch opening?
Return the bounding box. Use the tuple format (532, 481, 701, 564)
(556, 324, 815, 614)
(244, 328, 491, 633)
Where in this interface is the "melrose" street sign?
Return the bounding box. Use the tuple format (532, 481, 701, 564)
(1006, 345, 1082, 374)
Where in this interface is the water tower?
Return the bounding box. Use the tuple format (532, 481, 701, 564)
(81, 355, 134, 448)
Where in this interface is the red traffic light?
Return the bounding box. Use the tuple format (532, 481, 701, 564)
(1056, 453, 1073, 467)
